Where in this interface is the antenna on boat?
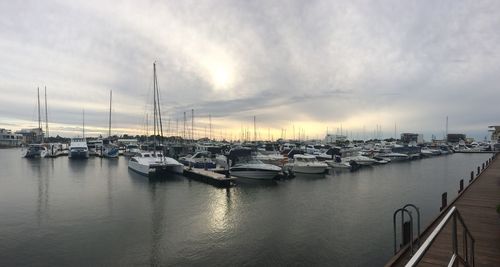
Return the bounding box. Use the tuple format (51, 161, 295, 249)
(108, 90, 112, 138)
(44, 86, 49, 141)
(82, 109, 85, 138)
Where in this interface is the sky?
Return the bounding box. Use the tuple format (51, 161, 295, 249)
(1, 0, 499, 141)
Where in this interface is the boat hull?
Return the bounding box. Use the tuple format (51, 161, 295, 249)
(230, 169, 279, 180)
(292, 165, 327, 174)
(128, 160, 184, 177)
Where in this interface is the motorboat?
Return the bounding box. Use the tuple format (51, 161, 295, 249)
(46, 143, 64, 157)
(342, 154, 377, 166)
(227, 148, 281, 180)
(179, 151, 217, 169)
(69, 138, 89, 159)
(284, 154, 328, 174)
(102, 139, 119, 158)
(375, 152, 408, 162)
(124, 144, 141, 157)
(255, 152, 286, 166)
(325, 155, 351, 169)
(22, 144, 48, 158)
(128, 152, 184, 176)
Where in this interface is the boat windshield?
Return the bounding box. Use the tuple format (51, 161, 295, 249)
(235, 156, 264, 165)
(297, 157, 317, 163)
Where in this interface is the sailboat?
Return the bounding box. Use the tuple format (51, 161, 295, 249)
(69, 109, 89, 159)
(128, 62, 184, 176)
(22, 87, 47, 158)
(102, 90, 119, 158)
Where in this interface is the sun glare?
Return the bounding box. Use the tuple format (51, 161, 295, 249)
(211, 65, 233, 90)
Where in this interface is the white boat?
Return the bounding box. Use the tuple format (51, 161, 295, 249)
(255, 152, 286, 166)
(102, 139, 119, 158)
(128, 152, 184, 176)
(227, 148, 281, 180)
(284, 154, 328, 174)
(69, 138, 89, 159)
(22, 144, 48, 158)
(46, 143, 64, 157)
(179, 151, 217, 169)
(375, 152, 408, 162)
(343, 154, 377, 166)
(124, 144, 141, 157)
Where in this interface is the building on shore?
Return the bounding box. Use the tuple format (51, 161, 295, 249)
(489, 125, 500, 142)
(400, 133, 424, 144)
(15, 128, 44, 144)
(0, 128, 23, 147)
(446, 133, 466, 143)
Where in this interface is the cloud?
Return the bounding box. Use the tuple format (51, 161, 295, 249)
(0, 0, 499, 139)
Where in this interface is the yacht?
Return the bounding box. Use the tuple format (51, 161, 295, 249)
(69, 138, 89, 159)
(227, 148, 281, 180)
(46, 143, 64, 157)
(179, 151, 217, 169)
(22, 144, 48, 158)
(284, 154, 328, 174)
(128, 152, 184, 176)
(375, 152, 408, 162)
(124, 144, 141, 157)
(325, 155, 351, 169)
(102, 139, 119, 158)
(343, 154, 377, 166)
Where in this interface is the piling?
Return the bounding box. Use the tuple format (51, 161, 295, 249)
(477, 166, 480, 176)
(458, 179, 464, 193)
(482, 163, 485, 171)
(440, 192, 447, 211)
(469, 171, 474, 183)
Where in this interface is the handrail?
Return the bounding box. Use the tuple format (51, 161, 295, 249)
(405, 206, 475, 267)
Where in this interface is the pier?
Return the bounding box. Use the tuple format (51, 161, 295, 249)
(183, 167, 236, 187)
(386, 153, 500, 266)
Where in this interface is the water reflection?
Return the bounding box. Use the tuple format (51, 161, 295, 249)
(35, 159, 50, 226)
(148, 181, 166, 266)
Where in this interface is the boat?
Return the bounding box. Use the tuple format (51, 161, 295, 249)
(343, 154, 377, 166)
(375, 152, 408, 162)
(46, 143, 64, 157)
(69, 138, 89, 159)
(21, 144, 48, 158)
(325, 155, 351, 169)
(124, 144, 141, 157)
(87, 139, 102, 156)
(227, 148, 281, 180)
(127, 62, 184, 177)
(179, 151, 217, 169)
(128, 152, 184, 176)
(284, 154, 328, 174)
(102, 90, 119, 158)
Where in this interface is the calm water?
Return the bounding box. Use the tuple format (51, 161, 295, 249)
(0, 148, 492, 266)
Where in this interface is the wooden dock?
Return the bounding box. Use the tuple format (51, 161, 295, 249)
(386, 153, 500, 266)
(183, 167, 236, 187)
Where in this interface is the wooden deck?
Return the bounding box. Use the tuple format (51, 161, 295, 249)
(386, 153, 500, 266)
(183, 167, 236, 187)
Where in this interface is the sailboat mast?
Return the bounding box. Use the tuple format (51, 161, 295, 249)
(82, 109, 85, 138)
(191, 109, 194, 141)
(44, 86, 49, 140)
(155, 65, 164, 142)
(254, 116, 256, 142)
(108, 90, 112, 137)
(37, 87, 41, 131)
(209, 114, 212, 140)
(152, 63, 157, 152)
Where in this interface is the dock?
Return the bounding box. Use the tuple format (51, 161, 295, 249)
(183, 167, 236, 187)
(386, 153, 500, 266)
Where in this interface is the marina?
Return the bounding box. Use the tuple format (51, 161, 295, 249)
(0, 147, 495, 266)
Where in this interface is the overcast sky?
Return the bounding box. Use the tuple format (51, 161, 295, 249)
(1, 0, 499, 140)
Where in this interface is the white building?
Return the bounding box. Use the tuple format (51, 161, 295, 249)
(0, 128, 22, 147)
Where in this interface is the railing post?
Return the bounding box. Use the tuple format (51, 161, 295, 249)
(469, 171, 474, 183)
(458, 179, 464, 193)
(440, 192, 447, 211)
(452, 213, 458, 267)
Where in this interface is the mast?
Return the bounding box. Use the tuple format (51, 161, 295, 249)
(108, 90, 112, 138)
(191, 109, 194, 141)
(183, 111, 186, 141)
(152, 63, 157, 154)
(146, 113, 149, 142)
(82, 109, 85, 138)
(209, 114, 212, 140)
(37, 87, 41, 133)
(254, 116, 256, 142)
(44, 86, 49, 140)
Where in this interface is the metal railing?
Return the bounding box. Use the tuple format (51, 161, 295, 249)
(405, 206, 475, 267)
(393, 204, 421, 255)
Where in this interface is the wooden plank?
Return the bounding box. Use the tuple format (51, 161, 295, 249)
(386, 154, 500, 266)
